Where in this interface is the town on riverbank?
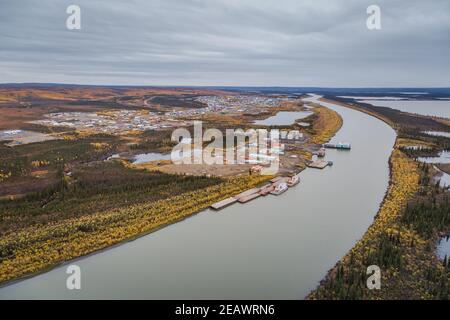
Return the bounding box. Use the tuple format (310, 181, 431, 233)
(0, 86, 346, 286)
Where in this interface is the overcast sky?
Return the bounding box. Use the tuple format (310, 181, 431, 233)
(0, 0, 449, 87)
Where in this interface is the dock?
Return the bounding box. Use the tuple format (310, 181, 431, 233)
(210, 174, 304, 210)
(235, 188, 261, 200)
(238, 193, 261, 203)
(259, 184, 274, 196)
(317, 148, 326, 157)
(307, 160, 329, 169)
(270, 177, 284, 183)
(210, 197, 238, 210)
(270, 176, 289, 184)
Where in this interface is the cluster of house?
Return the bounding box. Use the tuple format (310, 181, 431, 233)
(29, 94, 303, 137)
(30, 110, 190, 135)
(196, 95, 296, 115)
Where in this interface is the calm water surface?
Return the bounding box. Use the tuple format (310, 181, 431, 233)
(254, 111, 313, 126)
(437, 237, 450, 260)
(133, 152, 171, 164)
(432, 166, 450, 188)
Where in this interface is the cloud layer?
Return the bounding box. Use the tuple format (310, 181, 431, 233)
(1, 0, 449, 86)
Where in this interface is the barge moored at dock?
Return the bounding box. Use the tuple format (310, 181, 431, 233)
(259, 184, 275, 196)
(287, 175, 300, 187)
(324, 142, 351, 150)
(270, 182, 288, 195)
(210, 173, 303, 210)
(238, 193, 261, 203)
(307, 160, 330, 169)
(315, 148, 326, 157)
(235, 188, 261, 201)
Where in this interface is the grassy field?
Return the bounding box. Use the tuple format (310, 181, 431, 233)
(307, 104, 343, 144)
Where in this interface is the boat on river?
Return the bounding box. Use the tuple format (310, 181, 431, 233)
(324, 142, 351, 150)
(287, 175, 300, 187)
(270, 182, 288, 195)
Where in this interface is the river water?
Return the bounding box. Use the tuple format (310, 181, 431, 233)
(0, 95, 396, 299)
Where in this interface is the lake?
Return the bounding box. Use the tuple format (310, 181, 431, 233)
(437, 237, 450, 260)
(360, 100, 450, 119)
(254, 111, 313, 126)
(133, 152, 172, 164)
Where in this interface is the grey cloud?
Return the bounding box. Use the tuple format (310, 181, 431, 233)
(0, 0, 449, 86)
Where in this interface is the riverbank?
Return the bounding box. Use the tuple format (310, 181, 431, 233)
(308, 99, 449, 300)
(307, 104, 343, 145)
(0, 175, 271, 285)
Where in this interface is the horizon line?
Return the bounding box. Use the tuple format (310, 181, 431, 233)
(1, 82, 450, 90)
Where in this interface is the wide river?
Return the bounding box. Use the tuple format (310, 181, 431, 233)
(0, 95, 396, 299)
